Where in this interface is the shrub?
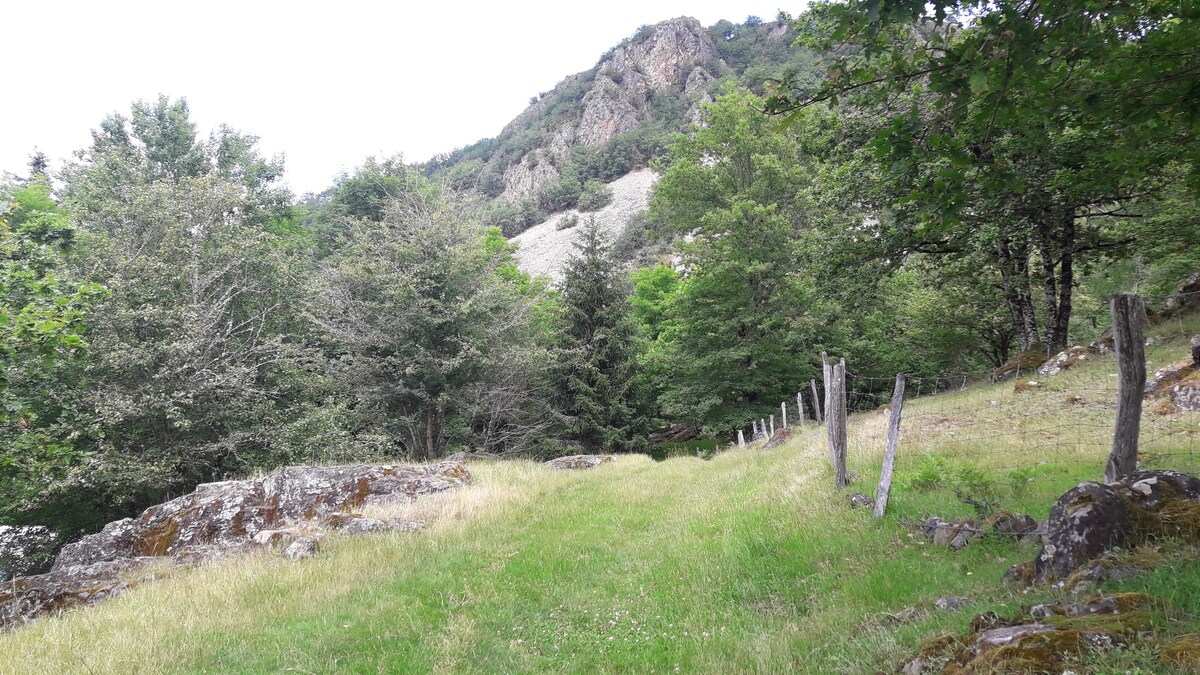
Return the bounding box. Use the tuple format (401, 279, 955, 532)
(556, 213, 579, 231)
(577, 180, 614, 212)
(536, 176, 582, 213)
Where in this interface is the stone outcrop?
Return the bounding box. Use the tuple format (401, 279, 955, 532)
(994, 346, 1050, 381)
(1037, 344, 1100, 377)
(902, 592, 1156, 673)
(1004, 470, 1200, 585)
(498, 17, 722, 202)
(544, 454, 615, 470)
(0, 525, 57, 580)
(1, 462, 469, 631)
(1144, 336, 1200, 413)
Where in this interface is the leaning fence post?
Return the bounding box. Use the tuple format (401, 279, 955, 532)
(1106, 294, 1146, 482)
(737, 429, 745, 448)
(769, 414, 775, 437)
(873, 374, 906, 519)
(833, 358, 849, 488)
(810, 379, 823, 425)
(781, 402, 788, 429)
(823, 353, 834, 467)
(796, 392, 806, 425)
(761, 418, 768, 440)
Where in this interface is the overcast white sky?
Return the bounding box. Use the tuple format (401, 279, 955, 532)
(2, 1, 796, 195)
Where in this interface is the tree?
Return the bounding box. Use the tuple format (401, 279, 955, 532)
(764, 2, 1199, 352)
(309, 189, 551, 459)
(0, 180, 105, 536)
(553, 221, 645, 453)
(648, 90, 829, 431)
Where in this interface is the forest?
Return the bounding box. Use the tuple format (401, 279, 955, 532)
(2, 0, 1198, 564)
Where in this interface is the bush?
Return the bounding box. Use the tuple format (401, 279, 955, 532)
(577, 180, 614, 212)
(536, 176, 582, 213)
(556, 214, 580, 231)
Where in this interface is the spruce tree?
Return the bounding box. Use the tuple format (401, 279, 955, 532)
(554, 221, 644, 453)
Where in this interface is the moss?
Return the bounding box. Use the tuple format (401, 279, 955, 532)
(133, 515, 180, 557)
(1047, 610, 1154, 637)
(1160, 633, 1200, 670)
(917, 632, 965, 660)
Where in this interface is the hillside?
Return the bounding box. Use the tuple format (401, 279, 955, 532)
(421, 15, 825, 264)
(3, 317, 1198, 673)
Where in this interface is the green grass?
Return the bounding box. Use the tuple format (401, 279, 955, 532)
(1, 319, 1198, 673)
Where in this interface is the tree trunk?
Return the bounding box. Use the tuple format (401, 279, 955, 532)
(1051, 212, 1075, 352)
(997, 235, 1041, 350)
(425, 408, 436, 460)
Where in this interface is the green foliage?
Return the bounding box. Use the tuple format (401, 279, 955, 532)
(553, 223, 646, 453)
(0, 181, 105, 529)
(310, 189, 552, 459)
(555, 213, 579, 231)
(577, 179, 613, 212)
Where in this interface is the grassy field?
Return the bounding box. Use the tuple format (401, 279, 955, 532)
(1, 319, 1198, 673)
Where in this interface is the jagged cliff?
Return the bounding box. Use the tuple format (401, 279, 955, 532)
(495, 17, 720, 203)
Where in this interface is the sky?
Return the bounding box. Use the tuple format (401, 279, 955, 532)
(2, 1, 796, 195)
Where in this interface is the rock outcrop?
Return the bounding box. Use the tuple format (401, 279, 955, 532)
(498, 17, 722, 203)
(1, 462, 469, 631)
(544, 455, 615, 470)
(1004, 470, 1200, 585)
(1144, 335, 1200, 413)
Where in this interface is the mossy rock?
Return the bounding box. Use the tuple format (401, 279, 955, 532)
(1161, 633, 1200, 670)
(1047, 610, 1155, 637)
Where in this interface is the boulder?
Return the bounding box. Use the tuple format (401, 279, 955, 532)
(54, 461, 468, 570)
(1023, 470, 1200, 584)
(544, 454, 614, 470)
(0, 558, 159, 631)
(1033, 482, 1135, 584)
(1037, 345, 1099, 377)
(0, 525, 58, 581)
(3, 461, 469, 631)
(922, 517, 981, 550)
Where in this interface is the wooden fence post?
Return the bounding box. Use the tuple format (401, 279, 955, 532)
(796, 392, 806, 425)
(737, 429, 745, 448)
(822, 353, 833, 467)
(833, 358, 849, 489)
(1106, 294, 1146, 483)
(811, 379, 823, 425)
(769, 414, 775, 437)
(781, 402, 788, 429)
(761, 418, 768, 440)
(873, 374, 906, 519)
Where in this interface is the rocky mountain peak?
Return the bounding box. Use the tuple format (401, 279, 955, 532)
(496, 17, 722, 203)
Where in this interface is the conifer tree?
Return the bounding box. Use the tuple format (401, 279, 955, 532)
(554, 221, 645, 453)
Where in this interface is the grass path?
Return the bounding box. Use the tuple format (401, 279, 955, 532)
(2, 322, 1198, 673)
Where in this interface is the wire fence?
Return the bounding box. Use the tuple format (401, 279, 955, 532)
(724, 290, 1200, 512)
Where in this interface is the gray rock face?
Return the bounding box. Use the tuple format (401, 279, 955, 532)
(0, 525, 58, 580)
(498, 17, 722, 203)
(3, 461, 469, 631)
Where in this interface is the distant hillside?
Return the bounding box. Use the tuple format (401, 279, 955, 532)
(420, 15, 826, 250)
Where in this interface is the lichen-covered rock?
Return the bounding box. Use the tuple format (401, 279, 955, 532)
(1033, 482, 1134, 584)
(0, 558, 159, 631)
(1145, 358, 1200, 413)
(1038, 345, 1100, 377)
(934, 596, 971, 612)
(922, 517, 982, 550)
(985, 511, 1039, 538)
(54, 461, 468, 570)
(3, 461, 468, 631)
(282, 535, 322, 561)
(544, 454, 615, 470)
(1015, 470, 1200, 585)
